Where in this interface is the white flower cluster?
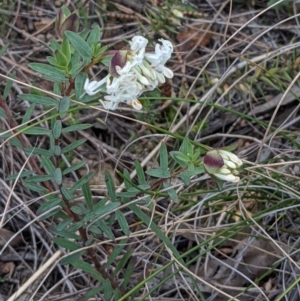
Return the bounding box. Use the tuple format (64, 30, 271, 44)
(84, 35, 174, 110)
(213, 150, 243, 183)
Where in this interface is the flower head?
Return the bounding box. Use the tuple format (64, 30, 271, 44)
(203, 150, 242, 183)
(84, 35, 174, 111)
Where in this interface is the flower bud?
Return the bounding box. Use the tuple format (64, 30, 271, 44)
(55, 7, 79, 39)
(203, 150, 242, 183)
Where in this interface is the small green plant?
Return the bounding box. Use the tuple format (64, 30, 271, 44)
(0, 6, 244, 300)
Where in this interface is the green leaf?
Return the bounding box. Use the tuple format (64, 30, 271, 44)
(6, 170, 35, 181)
(23, 182, 46, 193)
(122, 257, 135, 289)
(54, 237, 81, 251)
(0, 108, 7, 119)
(52, 120, 62, 139)
(103, 280, 113, 300)
(70, 172, 95, 193)
(97, 220, 114, 239)
(105, 238, 128, 268)
(65, 31, 92, 60)
(134, 160, 146, 184)
(41, 155, 55, 174)
(61, 38, 72, 62)
(54, 218, 73, 232)
(59, 96, 70, 118)
(53, 145, 61, 156)
(22, 104, 35, 124)
(38, 197, 63, 214)
(113, 250, 133, 277)
(82, 183, 93, 210)
(0, 44, 9, 56)
(72, 260, 104, 282)
(105, 172, 116, 202)
(163, 182, 178, 203)
(61, 186, 73, 201)
(62, 139, 86, 153)
(159, 143, 168, 170)
(146, 168, 171, 178)
(87, 25, 101, 45)
(62, 161, 86, 175)
(54, 168, 62, 185)
(55, 49, 69, 67)
(24, 147, 52, 156)
(26, 174, 54, 183)
(75, 72, 87, 100)
(95, 202, 120, 216)
(3, 73, 15, 100)
(77, 286, 104, 301)
(170, 151, 190, 163)
(116, 210, 130, 236)
(60, 252, 82, 265)
(62, 123, 92, 133)
(22, 127, 51, 135)
(71, 205, 82, 214)
(29, 63, 66, 81)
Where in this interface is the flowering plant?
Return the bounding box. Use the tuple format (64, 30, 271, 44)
(0, 5, 244, 300)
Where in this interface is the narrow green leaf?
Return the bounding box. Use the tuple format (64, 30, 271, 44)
(59, 96, 70, 118)
(105, 238, 128, 268)
(62, 161, 86, 175)
(52, 120, 62, 139)
(71, 205, 82, 214)
(3, 73, 15, 100)
(113, 250, 133, 277)
(77, 286, 104, 301)
(62, 123, 92, 133)
(96, 202, 120, 216)
(61, 252, 81, 265)
(24, 147, 52, 156)
(26, 174, 54, 183)
(116, 210, 130, 236)
(53, 218, 73, 232)
(22, 104, 35, 124)
(103, 280, 113, 300)
(75, 72, 87, 99)
(72, 260, 104, 282)
(37, 197, 63, 214)
(70, 172, 95, 193)
(10, 137, 23, 148)
(23, 182, 46, 193)
(22, 127, 51, 135)
(134, 160, 146, 184)
(62, 139, 86, 153)
(29, 63, 66, 81)
(87, 25, 101, 45)
(54, 237, 81, 251)
(65, 31, 92, 60)
(163, 182, 178, 203)
(122, 257, 135, 289)
(6, 170, 34, 181)
(105, 172, 116, 202)
(159, 143, 168, 170)
(82, 183, 93, 210)
(61, 38, 71, 62)
(98, 220, 114, 239)
(146, 168, 171, 178)
(41, 155, 55, 174)
(54, 168, 62, 185)
(61, 186, 73, 202)
(19, 94, 58, 107)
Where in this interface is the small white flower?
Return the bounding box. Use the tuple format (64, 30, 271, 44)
(100, 99, 119, 110)
(131, 36, 148, 52)
(214, 172, 240, 183)
(84, 77, 107, 95)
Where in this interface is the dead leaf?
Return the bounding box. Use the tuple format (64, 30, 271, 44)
(176, 23, 211, 53)
(0, 228, 22, 247)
